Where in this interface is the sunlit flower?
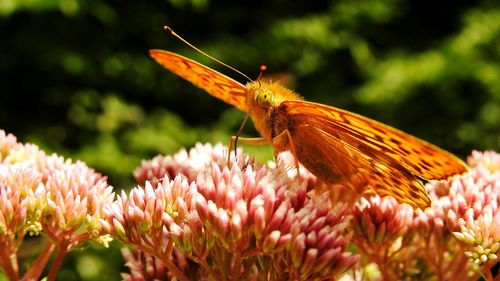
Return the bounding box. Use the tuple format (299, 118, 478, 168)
(5, 142, 44, 166)
(350, 195, 414, 280)
(194, 160, 305, 255)
(134, 143, 254, 186)
(449, 152, 500, 267)
(112, 146, 356, 280)
(0, 130, 115, 280)
(0, 130, 18, 163)
(121, 248, 193, 281)
(0, 162, 43, 237)
(43, 157, 115, 245)
(467, 150, 500, 174)
(454, 206, 500, 265)
(410, 151, 500, 280)
(285, 192, 357, 280)
(352, 196, 414, 243)
(103, 176, 198, 281)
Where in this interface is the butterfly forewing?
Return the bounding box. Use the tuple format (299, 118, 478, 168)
(149, 50, 248, 112)
(279, 100, 468, 181)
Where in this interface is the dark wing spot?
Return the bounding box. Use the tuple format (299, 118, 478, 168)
(420, 159, 433, 169)
(399, 146, 411, 155)
(432, 159, 444, 167)
(389, 137, 402, 146)
(408, 188, 421, 200)
(390, 176, 402, 186)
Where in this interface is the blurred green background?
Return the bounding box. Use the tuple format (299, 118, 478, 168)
(1, 0, 499, 279)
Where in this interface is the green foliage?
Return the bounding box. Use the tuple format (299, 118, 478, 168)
(1, 0, 499, 279)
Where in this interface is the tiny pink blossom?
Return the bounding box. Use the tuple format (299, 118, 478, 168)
(0, 162, 43, 236)
(194, 152, 312, 256)
(352, 196, 414, 243)
(285, 192, 357, 280)
(43, 158, 114, 244)
(0, 130, 18, 163)
(121, 248, 192, 281)
(468, 150, 500, 174)
(134, 143, 254, 186)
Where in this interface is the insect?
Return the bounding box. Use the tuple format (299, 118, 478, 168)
(150, 27, 468, 209)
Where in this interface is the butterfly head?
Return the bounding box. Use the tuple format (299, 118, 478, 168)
(246, 80, 275, 112)
(247, 79, 301, 111)
(255, 87, 275, 108)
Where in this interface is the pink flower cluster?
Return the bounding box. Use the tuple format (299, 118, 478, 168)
(3, 127, 498, 281)
(0, 130, 114, 281)
(121, 145, 500, 281)
(107, 143, 358, 281)
(348, 150, 500, 281)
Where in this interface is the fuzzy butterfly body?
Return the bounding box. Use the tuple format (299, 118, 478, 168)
(150, 49, 468, 209)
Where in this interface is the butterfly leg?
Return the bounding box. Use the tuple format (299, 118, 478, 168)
(227, 136, 268, 167)
(272, 129, 301, 178)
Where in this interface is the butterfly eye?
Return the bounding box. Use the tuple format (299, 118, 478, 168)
(256, 89, 273, 107)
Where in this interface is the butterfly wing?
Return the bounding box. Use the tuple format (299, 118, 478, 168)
(276, 100, 468, 208)
(282, 119, 431, 208)
(279, 100, 468, 180)
(150, 49, 248, 112)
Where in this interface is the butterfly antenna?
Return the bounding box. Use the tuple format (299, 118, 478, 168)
(258, 65, 267, 79)
(234, 110, 252, 157)
(164, 26, 253, 83)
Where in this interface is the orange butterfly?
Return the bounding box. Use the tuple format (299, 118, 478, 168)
(149, 28, 468, 209)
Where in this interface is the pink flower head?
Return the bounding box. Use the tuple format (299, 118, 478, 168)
(352, 196, 414, 243)
(116, 145, 357, 281)
(454, 206, 500, 265)
(134, 143, 254, 186)
(468, 150, 500, 174)
(0, 131, 115, 280)
(350, 196, 417, 280)
(286, 192, 357, 280)
(448, 151, 500, 266)
(0, 162, 44, 237)
(408, 151, 500, 278)
(104, 172, 210, 281)
(103, 175, 200, 258)
(0, 130, 18, 163)
(43, 157, 114, 246)
(121, 248, 192, 281)
(194, 155, 307, 255)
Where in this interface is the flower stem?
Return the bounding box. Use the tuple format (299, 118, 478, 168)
(231, 253, 242, 281)
(136, 244, 191, 281)
(21, 240, 56, 281)
(483, 261, 493, 281)
(46, 240, 70, 281)
(189, 254, 220, 281)
(0, 242, 18, 281)
(156, 254, 191, 281)
(355, 241, 396, 280)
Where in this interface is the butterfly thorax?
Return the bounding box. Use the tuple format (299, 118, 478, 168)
(246, 80, 303, 143)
